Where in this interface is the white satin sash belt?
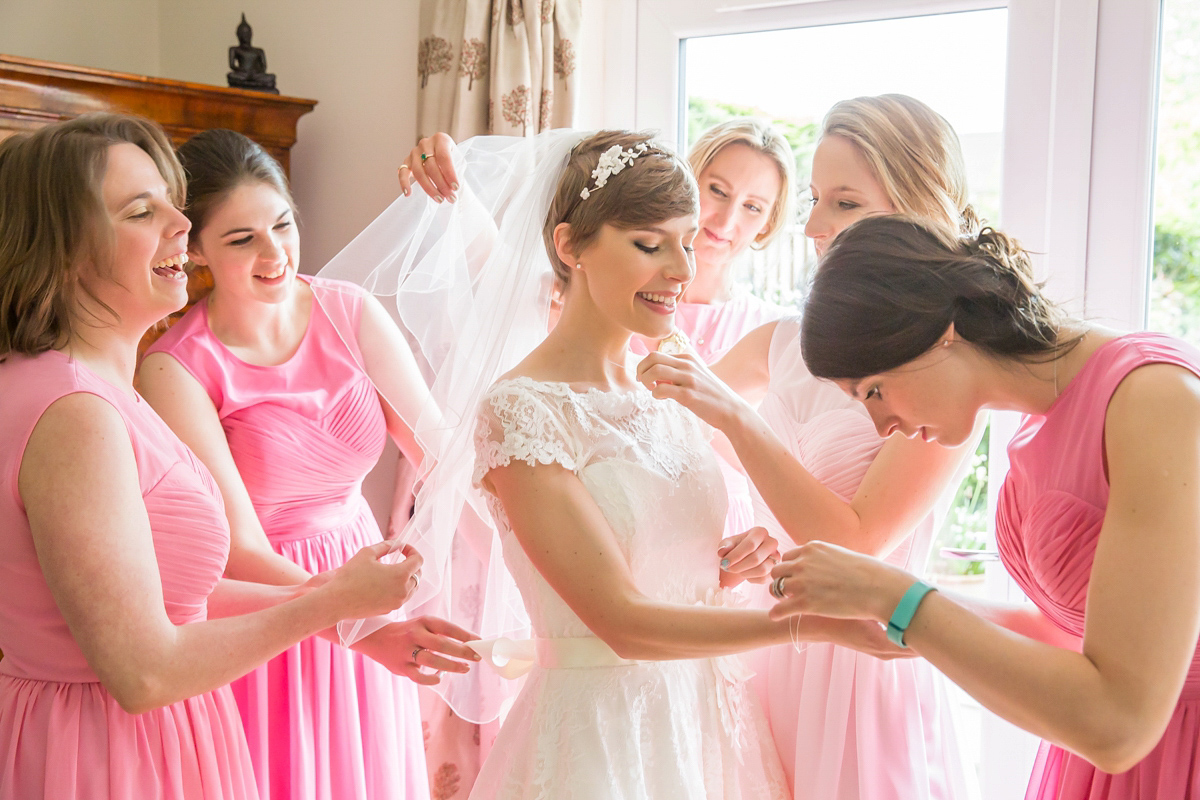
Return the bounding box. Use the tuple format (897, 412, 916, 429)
(467, 636, 640, 679)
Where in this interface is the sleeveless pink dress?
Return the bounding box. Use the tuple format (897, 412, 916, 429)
(631, 292, 792, 539)
(145, 275, 428, 800)
(749, 318, 976, 799)
(997, 333, 1200, 799)
(0, 350, 258, 800)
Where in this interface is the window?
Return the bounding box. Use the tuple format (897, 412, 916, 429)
(1147, 0, 1200, 343)
(682, 10, 1007, 304)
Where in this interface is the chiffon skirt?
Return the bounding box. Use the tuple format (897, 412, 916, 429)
(229, 508, 428, 800)
(0, 675, 258, 800)
(752, 639, 977, 800)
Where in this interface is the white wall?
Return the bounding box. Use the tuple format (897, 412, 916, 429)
(157, 0, 419, 272)
(0, 0, 161, 76)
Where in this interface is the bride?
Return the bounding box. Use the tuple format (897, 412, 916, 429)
(322, 129, 902, 798)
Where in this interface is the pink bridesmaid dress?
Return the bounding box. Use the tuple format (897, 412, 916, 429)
(750, 318, 977, 800)
(145, 275, 428, 800)
(632, 291, 792, 538)
(997, 332, 1200, 799)
(0, 350, 258, 800)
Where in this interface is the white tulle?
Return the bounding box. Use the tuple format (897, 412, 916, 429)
(315, 131, 591, 723)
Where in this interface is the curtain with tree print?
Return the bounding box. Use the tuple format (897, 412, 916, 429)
(417, 0, 581, 140)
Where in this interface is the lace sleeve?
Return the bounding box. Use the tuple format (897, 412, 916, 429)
(473, 379, 580, 487)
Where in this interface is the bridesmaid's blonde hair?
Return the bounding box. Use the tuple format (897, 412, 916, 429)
(821, 95, 979, 244)
(688, 118, 795, 249)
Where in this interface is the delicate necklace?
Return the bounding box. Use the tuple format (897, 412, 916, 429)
(1053, 351, 1060, 398)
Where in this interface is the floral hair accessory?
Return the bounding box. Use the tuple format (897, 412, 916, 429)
(579, 142, 651, 200)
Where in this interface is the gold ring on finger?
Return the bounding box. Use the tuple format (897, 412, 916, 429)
(769, 575, 787, 600)
(421, 152, 431, 163)
(398, 164, 410, 172)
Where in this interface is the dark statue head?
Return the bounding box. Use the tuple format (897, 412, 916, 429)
(236, 14, 253, 46)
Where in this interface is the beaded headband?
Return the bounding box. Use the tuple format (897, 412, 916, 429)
(579, 142, 651, 200)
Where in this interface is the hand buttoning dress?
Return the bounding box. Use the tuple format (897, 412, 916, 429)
(632, 291, 792, 540)
(750, 318, 977, 800)
(470, 375, 790, 800)
(145, 274, 427, 800)
(0, 351, 258, 800)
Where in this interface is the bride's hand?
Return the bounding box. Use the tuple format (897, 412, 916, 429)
(399, 132, 459, 202)
(636, 351, 751, 432)
(717, 526, 780, 588)
(799, 617, 916, 661)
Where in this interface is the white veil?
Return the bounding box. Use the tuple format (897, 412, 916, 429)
(314, 130, 588, 722)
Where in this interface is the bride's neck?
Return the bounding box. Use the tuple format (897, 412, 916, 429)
(541, 301, 635, 389)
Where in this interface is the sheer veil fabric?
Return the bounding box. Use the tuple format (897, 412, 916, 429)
(315, 131, 588, 723)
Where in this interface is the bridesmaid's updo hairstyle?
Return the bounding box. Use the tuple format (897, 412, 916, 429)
(822, 94, 980, 244)
(543, 130, 698, 288)
(177, 128, 295, 235)
(0, 113, 183, 357)
(801, 215, 1076, 381)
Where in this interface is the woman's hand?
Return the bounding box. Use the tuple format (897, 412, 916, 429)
(398, 132, 459, 201)
(354, 616, 481, 685)
(636, 351, 752, 432)
(768, 540, 914, 623)
(718, 526, 780, 588)
(322, 542, 425, 620)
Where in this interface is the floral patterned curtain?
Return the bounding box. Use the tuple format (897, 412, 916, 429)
(417, 0, 581, 140)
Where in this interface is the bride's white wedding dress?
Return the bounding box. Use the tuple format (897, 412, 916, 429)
(469, 376, 790, 800)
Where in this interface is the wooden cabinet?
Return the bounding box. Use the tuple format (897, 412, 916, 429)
(0, 54, 315, 173)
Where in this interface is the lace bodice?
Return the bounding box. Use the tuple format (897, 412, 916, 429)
(474, 377, 728, 639)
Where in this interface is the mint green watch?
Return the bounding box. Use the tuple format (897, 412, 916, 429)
(886, 579, 938, 647)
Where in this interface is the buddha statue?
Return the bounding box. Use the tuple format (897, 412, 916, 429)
(227, 14, 278, 94)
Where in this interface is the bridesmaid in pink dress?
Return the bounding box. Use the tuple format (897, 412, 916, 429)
(772, 214, 1200, 798)
(642, 95, 980, 799)
(139, 130, 479, 800)
(0, 114, 421, 800)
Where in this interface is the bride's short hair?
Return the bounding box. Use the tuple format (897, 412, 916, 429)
(542, 130, 697, 287)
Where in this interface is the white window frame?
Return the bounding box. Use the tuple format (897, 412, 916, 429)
(607, 0, 1162, 324)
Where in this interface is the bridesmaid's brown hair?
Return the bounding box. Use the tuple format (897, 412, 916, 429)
(0, 113, 184, 357)
(801, 215, 1077, 381)
(542, 130, 698, 289)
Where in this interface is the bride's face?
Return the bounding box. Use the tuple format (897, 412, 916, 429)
(573, 216, 698, 339)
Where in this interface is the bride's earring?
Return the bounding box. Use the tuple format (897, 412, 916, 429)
(574, 263, 582, 270)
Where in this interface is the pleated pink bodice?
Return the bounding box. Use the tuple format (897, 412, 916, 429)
(0, 350, 257, 800)
(146, 275, 387, 544)
(997, 332, 1200, 798)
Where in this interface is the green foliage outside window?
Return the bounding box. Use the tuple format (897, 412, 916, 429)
(1150, 1, 1200, 346)
(928, 428, 990, 578)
